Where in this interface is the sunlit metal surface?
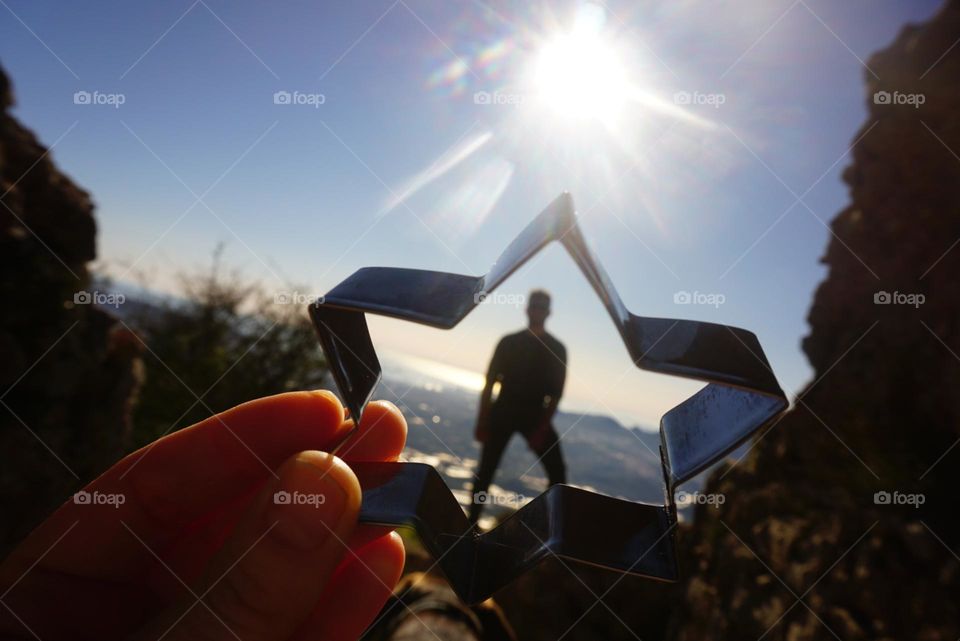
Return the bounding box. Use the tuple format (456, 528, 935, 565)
(310, 192, 787, 603)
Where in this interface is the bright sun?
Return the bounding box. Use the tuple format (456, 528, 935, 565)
(532, 29, 630, 124)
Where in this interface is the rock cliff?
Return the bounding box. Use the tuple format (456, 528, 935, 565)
(0, 63, 142, 556)
(672, 3, 960, 639)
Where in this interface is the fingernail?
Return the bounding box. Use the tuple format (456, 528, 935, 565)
(266, 452, 357, 550)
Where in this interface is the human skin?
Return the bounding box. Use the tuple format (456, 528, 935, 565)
(0, 391, 408, 641)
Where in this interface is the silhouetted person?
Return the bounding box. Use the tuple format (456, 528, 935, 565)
(470, 289, 566, 523)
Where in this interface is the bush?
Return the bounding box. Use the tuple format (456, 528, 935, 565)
(125, 251, 327, 446)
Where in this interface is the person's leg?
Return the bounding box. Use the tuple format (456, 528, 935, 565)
(530, 423, 566, 486)
(469, 425, 512, 523)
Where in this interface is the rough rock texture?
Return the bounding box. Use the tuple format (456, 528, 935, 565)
(671, 3, 960, 640)
(0, 63, 142, 556)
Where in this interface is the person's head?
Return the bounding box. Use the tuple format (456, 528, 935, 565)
(526, 289, 551, 328)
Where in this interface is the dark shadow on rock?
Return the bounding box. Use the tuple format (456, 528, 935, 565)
(671, 3, 960, 639)
(0, 62, 142, 557)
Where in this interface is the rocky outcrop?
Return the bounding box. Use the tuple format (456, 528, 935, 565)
(0, 63, 142, 556)
(672, 3, 960, 639)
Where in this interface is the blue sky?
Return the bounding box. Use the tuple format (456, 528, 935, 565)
(0, 0, 942, 428)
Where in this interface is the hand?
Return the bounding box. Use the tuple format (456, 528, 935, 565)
(526, 417, 552, 453)
(474, 414, 490, 444)
(0, 391, 407, 641)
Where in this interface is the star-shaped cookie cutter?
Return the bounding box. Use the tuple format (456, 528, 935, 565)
(309, 193, 787, 604)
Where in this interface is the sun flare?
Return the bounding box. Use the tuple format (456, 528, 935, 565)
(531, 28, 630, 124)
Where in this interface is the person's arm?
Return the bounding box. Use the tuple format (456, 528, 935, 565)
(538, 343, 566, 429)
(475, 339, 505, 442)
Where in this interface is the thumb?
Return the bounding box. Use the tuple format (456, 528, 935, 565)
(144, 451, 361, 641)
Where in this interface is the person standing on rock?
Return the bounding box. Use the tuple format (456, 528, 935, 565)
(470, 289, 567, 524)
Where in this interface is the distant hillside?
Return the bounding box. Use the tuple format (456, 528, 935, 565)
(372, 369, 683, 516)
